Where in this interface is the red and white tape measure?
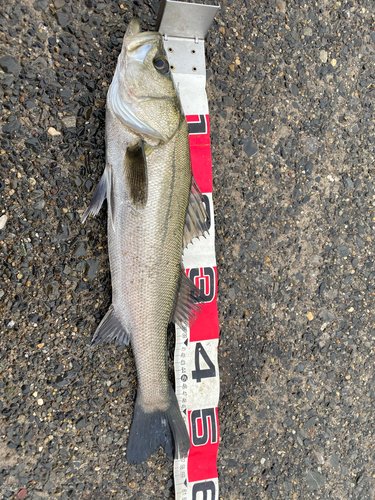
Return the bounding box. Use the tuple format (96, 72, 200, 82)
(173, 114, 219, 500)
(159, 3, 220, 498)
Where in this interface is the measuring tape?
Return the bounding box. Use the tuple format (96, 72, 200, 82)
(158, 2, 220, 499)
(173, 116, 219, 499)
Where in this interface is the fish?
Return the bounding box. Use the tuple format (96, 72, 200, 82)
(82, 19, 208, 464)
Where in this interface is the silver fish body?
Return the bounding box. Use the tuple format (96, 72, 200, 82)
(109, 111, 191, 404)
(82, 19, 208, 463)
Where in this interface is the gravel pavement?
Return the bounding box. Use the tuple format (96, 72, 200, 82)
(1, 0, 375, 499)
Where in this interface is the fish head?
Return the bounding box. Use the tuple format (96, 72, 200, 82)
(109, 19, 182, 144)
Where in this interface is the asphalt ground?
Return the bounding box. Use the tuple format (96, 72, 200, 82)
(1, 0, 375, 499)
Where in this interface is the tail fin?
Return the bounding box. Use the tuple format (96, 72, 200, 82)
(126, 384, 191, 464)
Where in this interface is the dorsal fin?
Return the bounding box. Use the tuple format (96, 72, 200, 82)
(173, 270, 203, 330)
(183, 177, 209, 248)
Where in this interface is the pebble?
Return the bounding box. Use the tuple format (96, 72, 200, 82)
(85, 178, 93, 192)
(73, 241, 87, 257)
(84, 260, 100, 280)
(61, 116, 77, 128)
(243, 137, 259, 157)
(319, 50, 328, 63)
(338, 246, 349, 257)
(33, 0, 48, 10)
(222, 96, 233, 107)
(0, 213, 8, 230)
(55, 11, 69, 28)
(24, 137, 42, 154)
(295, 363, 305, 373)
(48, 127, 61, 136)
(275, 0, 286, 13)
(34, 200, 46, 210)
(341, 466, 350, 476)
(291, 82, 298, 97)
(76, 416, 88, 429)
(306, 470, 326, 490)
(320, 308, 335, 321)
(31, 56, 48, 70)
(30, 189, 44, 200)
(0, 55, 21, 75)
(313, 450, 324, 465)
(46, 281, 60, 300)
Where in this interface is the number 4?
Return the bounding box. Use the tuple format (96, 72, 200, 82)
(192, 342, 216, 383)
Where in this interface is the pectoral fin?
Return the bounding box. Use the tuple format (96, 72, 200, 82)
(91, 304, 130, 346)
(183, 177, 209, 248)
(124, 141, 148, 207)
(81, 169, 107, 223)
(173, 270, 203, 330)
(81, 166, 116, 230)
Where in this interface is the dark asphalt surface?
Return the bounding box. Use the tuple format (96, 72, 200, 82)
(1, 0, 375, 499)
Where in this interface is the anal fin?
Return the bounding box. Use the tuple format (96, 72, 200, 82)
(183, 177, 209, 248)
(91, 304, 130, 346)
(173, 270, 203, 330)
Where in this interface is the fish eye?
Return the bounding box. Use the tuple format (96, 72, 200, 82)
(153, 57, 169, 74)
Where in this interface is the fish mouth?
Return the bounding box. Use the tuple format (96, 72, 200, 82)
(108, 66, 166, 142)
